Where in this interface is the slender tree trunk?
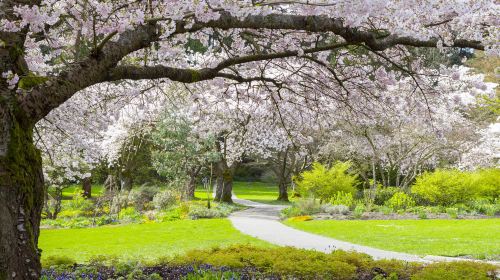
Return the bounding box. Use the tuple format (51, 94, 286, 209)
(82, 177, 92, 198)
(0, 110, 44, 280)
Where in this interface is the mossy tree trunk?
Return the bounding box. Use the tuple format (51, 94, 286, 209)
(0, 107, 45, 280)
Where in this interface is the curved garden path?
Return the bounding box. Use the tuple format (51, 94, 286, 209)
(229, 197, 499, 264)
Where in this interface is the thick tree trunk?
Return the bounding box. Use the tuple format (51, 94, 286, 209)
(277, 180, 289, 202)
(0, 111, 45, 280)
(214, 162, 233, 203)
(82, 177, 92, 198)
(184, 175, 196, 200)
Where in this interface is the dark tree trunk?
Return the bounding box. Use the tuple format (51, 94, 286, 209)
(273, 149, 290, 202)
(82, 177, 92, 198)
(214, 161, 233, 203)
(0, 110, 45, 280)
(277, 180, 289, 202)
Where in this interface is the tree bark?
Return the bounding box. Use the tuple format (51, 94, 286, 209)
(277, 180, 289, 202)
(214, 161, 233, 203)
(119, 170, 133, 191)
(185, 174, 197, 200)
(82, 177, 92, 198)
(0, 110, 45, 280)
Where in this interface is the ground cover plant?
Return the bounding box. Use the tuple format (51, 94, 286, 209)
(284, 219, 500, 260)
(40, 245, 499, 280)
(39, 219, 272, 263)
(41, 184, 245, 229)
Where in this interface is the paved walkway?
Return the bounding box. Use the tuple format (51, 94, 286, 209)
(229, 198, 499, 264)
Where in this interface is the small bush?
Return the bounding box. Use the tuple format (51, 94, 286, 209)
(468, 198, 499, 216)
(295, 162, 358, 202)
(386, 192, 416, 211)
(119, 207, 142, 222)
(330, 191, 354, 207)
(57, 209, 84, 218)
(446, 207, 459, 219)
(42, 255, 76, 267)
(187, 203, 237, 219)
(376, 205, 393, 215)
(411, 261, 498, 280)
(128, 186, 160, 211)
(375, 187, 400, 205)
(353, 204, 365, 218)
(68, 191, 95, 214)
(152, 190, 177, 210)
(282, 199, 322, 217)
(322, 204, 350, 215)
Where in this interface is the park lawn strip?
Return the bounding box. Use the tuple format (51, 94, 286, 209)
(284, 219, 500, 259)
(195, 181, 291, 205)
(61, 184, 105, 199)
(233, 181, 292, 205)
(39, 218, 273, 264)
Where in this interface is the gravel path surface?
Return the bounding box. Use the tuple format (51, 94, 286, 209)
(229, 197, 499, 265)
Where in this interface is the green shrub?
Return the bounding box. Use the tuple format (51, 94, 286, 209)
(386, 192, 416, 210)
(152, 190, 177, 210)
(376, 205, 393, 215)
(353, 204, 365, 218)
(119, 207, 142, 222)
(188, 203, 238, 219)
(295, 162, 358, 202)
(473, 169, 500, 199)
(446, 207, 459, 219)
(412, 169, 500, 206)
(418, 209, 428, 219)
(281, 206, 303, 218)
(42, 255, 75, 267)
(468, 198, 500, 216)
(128, 186, 160, 211)
(57, 209, 84, 218)
(411, 261, 498, 280)
(330, 191, 354, 207)
(67, 190, 95, 214)
(375, 187, 400, 205)
(282, 199, 322, 217)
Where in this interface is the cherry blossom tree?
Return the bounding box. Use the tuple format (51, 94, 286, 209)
(0, 0, 497, 278)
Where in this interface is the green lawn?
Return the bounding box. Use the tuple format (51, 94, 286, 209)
(61, 184, 104, 199)
(196, 181, 291, 204)
(39, 218, 271, 263)
(284, 219, 500, 259)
